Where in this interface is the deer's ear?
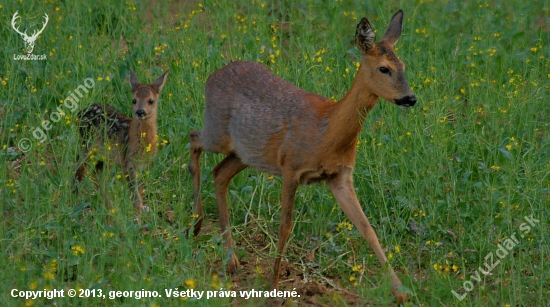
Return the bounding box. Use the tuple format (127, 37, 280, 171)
(129, 69, 141, 91)
(356, 18, 376, 54)
(152, 70, 169, 93)
(381, 10, 403, 46)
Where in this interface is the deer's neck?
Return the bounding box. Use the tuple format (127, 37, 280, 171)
(130, 116, 157, 155)
(325, 66, 379, 151)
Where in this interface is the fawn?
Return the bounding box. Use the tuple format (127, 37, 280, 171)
(74, 69, 168, 215)
(189, 10, 415, 304)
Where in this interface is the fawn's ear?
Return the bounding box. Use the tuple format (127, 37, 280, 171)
(356, 17, 376, 54)
(129, 69, 141, 91)
(381, 10, 403, 46)
(151, 70, 169, 93)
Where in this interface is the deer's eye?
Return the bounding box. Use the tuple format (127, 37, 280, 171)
(132, 99, 137, 105)
(148, 99, 154, 105)
(379, 67, 390, 74)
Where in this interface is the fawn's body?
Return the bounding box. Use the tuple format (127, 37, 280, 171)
(75, 70, 168, 213)
(190, 10, 414, 303)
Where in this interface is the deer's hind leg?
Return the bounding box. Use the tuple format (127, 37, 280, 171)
(74, 131, 102, 193)
(73, 145, 113, 222)
(92, 159, 115, 223)
(73, 142, 92, 194)
(74, 165, 87, 194)
(75, 149, 106, 189)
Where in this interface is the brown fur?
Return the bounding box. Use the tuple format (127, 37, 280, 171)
(74, 69, 168, 215)
(190, 10, 414, 304)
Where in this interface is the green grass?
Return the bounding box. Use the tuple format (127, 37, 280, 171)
(1, 0, 549, 306)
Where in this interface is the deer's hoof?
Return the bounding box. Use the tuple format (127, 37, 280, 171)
(192, 217, 203, 236)
(225, 253, 239, 274)
(139, 205, 151, 213)
(393, 289, 409, 305)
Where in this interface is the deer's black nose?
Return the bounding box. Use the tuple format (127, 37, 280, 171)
(395, 95, 416, 108)
(136, 109, 147, 118)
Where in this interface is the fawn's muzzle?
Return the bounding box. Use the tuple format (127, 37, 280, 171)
(395, 95, 416, 108)
(136, 109, 147, 118)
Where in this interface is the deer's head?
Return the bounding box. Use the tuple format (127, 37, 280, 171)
(11, 11, 49, 54)
(355, 10, 416, 108)
(129, 70, 169, 121)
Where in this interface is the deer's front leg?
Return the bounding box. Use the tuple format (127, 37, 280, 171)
(269, 176, 298, 291)
(212, 153, 247, 273)
(125, 159, 147, 213)
(264, 176, 298, 307)
(327, 169, 407, 304)
(189, 130, 204, 236)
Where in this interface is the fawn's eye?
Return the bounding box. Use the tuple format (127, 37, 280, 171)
(379, 67, 390, 74)
(132, 99, 137, 105)
(148, 99, 154, 105)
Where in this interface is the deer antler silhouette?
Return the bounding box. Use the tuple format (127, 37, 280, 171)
(11, 11, 49, 54)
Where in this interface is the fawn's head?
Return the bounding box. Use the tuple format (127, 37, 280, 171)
(355, 10, 416, 108)
(129, 70, 169, 120)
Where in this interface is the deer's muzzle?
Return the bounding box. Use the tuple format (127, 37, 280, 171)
(136, 109, 147, 118)
(395, 95, 416, 108)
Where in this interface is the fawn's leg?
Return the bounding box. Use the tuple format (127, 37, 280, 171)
(189, 130, 204, 235)
(327, 169, 407, 303)
(92, 160, 114, 223)
(124, 158, 146, 214)
(73, 146, 91, 194)
(269, 175, 298, 291)
(212, 153, 247, 273)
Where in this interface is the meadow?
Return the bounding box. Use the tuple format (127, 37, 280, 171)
(1, 0, 549, 306)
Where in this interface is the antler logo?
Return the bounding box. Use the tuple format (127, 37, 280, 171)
(11, 11, 49, 54)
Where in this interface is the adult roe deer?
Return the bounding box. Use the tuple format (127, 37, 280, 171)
(189, 10, 415, 303)
(74, 69, 168, 216)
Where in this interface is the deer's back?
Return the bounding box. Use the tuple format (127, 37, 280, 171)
(78, 104, 131, 143)
(202, 61, 334, 175)
(78, 104, 132, 163)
